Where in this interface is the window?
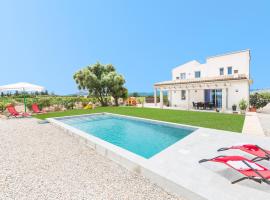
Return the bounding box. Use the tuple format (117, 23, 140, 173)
(227, 67, 232, 75)
(219, 68, 224, 75)
(195, 71, 201, 78)
(176, 77, 179, 80)
(234, 70, 238, 74)
(180, 73, 186, 79)
(181, 90, 186, 100)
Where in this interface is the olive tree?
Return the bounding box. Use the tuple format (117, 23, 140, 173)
(73, 62, 127, 106)
(106, 71, 128, 106)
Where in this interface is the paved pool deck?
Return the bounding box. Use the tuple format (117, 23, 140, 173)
(149, 127, 270, 200)
(257, 113, 270, 136)
(242, 112, 265, 136)
(49, 113, 270, 200)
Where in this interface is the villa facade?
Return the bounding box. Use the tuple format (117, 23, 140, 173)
(154, 50, 252, 111)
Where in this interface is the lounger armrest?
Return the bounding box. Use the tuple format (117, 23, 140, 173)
(217, 147, 230, 152)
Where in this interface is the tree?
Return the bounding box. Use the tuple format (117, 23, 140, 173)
(250, 93, 269, 109)
(106, 71, 127, 106)
(73, 62, 127, 106)
(132, 92, 139, 97)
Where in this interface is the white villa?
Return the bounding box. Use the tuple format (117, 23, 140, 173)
(154, 49, 252, 112)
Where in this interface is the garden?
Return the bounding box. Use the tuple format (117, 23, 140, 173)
(1, 62, 270, 133)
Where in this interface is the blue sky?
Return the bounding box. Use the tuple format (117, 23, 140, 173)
(0, 1, 269, 94)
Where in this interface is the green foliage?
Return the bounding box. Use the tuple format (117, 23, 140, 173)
(37, 98, 52, 109)
(239, 99, 248, 111)
(250, 93, 269, 109)
(260, 92, 270, 101)
(73, 62, 127, 106)
(0, 102, 5, 112)
(106, 71, 127, 106)
(136, 97, 145, 104)
(62, 98, 76, 110)
(0, 96, 96, 112)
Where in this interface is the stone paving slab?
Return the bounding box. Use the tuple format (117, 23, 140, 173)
(242, 112, 265, 136)
(257, 113, 270, 136)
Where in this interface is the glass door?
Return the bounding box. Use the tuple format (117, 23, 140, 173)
(204, 89, 222, 108)
(215, 89, 222, 108)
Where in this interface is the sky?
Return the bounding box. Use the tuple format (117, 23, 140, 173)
(0, 0, 269, 95)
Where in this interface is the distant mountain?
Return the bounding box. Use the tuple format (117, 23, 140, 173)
(250, 88, 270, 94)
(128, 92, 153, 97)
(68, 91, 164, 97)
(67, 90, 89, 96)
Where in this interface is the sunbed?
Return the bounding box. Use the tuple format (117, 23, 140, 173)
(218, 144, 270, 162)
(32, 103, 46, 114)
(199, 155, 270, 185)
(6, 105, 31, 118)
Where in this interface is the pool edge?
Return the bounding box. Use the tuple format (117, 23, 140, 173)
(47, 114, 206, 200)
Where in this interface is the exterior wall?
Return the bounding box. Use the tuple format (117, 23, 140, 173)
(159, 50, 251, 111)
(168, 80, 249, 111)
(172, 50, 250, 80)
(227, 80, 249, 110)
(169, 89, 204, 108)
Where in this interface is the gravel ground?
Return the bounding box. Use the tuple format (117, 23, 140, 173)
(0, 118, 182, 200)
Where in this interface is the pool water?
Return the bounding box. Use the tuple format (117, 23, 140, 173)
(57, 114, 195, 158)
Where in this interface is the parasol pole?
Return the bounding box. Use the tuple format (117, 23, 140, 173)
(23, 88, 27, 113)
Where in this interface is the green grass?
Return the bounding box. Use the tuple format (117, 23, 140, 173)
(34, 107, 245, 132)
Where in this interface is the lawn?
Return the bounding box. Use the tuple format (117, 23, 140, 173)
(34, 107, 245, 132)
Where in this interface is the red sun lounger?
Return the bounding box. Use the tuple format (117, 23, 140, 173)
(218, 144, 270, 162)
(6, 105, 31, 118)
(199, 156, 270, 185)
(32, 103, 47, 114)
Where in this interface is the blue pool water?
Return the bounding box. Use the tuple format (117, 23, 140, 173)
(57, 114, 195, 158)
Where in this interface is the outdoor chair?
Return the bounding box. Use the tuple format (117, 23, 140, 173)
(6, 105, 31, 118)
(32, 103, 47, 114)
(218, 144, 270, 162)
(197, 102, 204, 109)
(199, 155, 270, 185)
(192, 102, 197, 109)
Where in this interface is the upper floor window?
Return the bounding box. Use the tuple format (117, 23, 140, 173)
(234, 70, 238, 74)
(219, 68, 224, 76)
(227, 67, 233, 75)
(180, 73, 186, 79)
(176, 77, 179, 80)
(195, 71, 201, 78)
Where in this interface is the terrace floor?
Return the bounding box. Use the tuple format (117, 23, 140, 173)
(147, 127, 270, 200)
(47, 112, 270, 200)
(0, 118, 180, 200)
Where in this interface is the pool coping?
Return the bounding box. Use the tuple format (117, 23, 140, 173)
(47, 113, 207, 200)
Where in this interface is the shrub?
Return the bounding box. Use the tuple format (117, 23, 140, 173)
(62, 98, 76, 110)
(37, 98, 52, 109)
(0, 102, 5, 112)
(239, 99, 248, 111)
(250, 93, 269, 109)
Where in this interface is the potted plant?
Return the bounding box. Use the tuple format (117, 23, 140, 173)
(232, 104, 237, 112)
(239, 99, 248, 114)
(249, 93, 268, 112)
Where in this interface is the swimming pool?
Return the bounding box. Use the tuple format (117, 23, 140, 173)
(56, 114, 196, 158)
